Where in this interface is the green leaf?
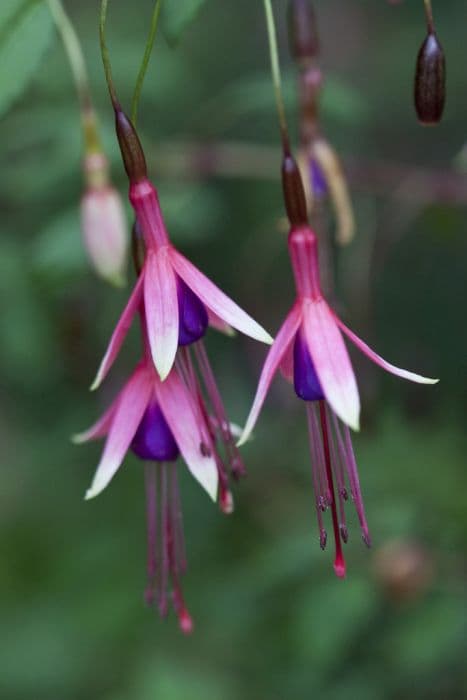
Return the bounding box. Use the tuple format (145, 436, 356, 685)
(162, 0, 207, 45)
(0, 1, 54, 118)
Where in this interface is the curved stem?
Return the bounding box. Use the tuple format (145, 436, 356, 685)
(262, 0, 291, 154)
(47, 0, 90, 111)
(423, 0, 434, 33)
(99, 0, 119, 109)
(131, 0, 163, 127)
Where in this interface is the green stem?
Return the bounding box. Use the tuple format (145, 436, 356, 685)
(47, 0, 90, 111)
(263, 0, 291, 153)
(131, 0, 163, 127)
(99, 0, 119, 108)
(424, 0, 434, 33)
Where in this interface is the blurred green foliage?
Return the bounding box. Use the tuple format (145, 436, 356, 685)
(0, 1, 466, 699)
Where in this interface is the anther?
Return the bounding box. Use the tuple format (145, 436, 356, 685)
(200, 441, 212, 457)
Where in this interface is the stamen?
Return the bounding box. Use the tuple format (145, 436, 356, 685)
(158, 463, 169, 617)
(170, 464, 186, 574)
(306, 404, 327, 538)
(194, 342, 246, 479)
(177, 345, 240, 513)
(307, 404, 331, 506)
(167, 465, 193, 634)
(332, 412, 371, 548)
(319, 401, 346, 578)
(325, 405, 348, 543)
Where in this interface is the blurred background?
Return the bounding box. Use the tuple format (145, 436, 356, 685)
(1, 1, 466, 698)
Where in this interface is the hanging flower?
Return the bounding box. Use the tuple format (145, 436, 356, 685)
(75, 305, 225, 631)
(91, 108, 272, 388)
(238, 155, 438, 576)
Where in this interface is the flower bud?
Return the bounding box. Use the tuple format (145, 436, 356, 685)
(414, 31, 446, 125)
(81, 153, 128, 286)
(282, 153, 308, 227)
(287, 0, 319, 66)
(114, 107, 148, 183)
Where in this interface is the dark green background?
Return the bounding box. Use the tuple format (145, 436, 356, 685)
(1, 1, 466, 698)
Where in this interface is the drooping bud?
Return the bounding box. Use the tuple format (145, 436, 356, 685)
(281, 153, 308, 226)
(287, 0, 319, 66)
(114, 107, 148, 183)
(81, 151, 128, 287)
(414, 30, 446, 125)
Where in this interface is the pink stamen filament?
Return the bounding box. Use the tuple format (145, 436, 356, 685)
(306, 405, 327, 548)
(331, 412, 371, 548)
(144, 462, 193, 630)
(194, 342, 246, 479)
(307, 405, 332, 507)
(319, 401, 346, 578)
(178, 350, 232, 509)
(325, 406, 348, 543)
(159, 463, 169, 617)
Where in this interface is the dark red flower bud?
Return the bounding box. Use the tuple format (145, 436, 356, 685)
(287, 0, 319, 65)
(114, 108, 148, 182)
(282, 153, 308, 226)
(414, 31, 446, 125)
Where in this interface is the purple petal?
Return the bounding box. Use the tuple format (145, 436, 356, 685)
(131, 398, 180, 461)
(177, 278, 208, 346)
(293, 330, 325, 401)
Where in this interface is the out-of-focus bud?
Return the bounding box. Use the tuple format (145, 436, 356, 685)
(373, 539, 434, 603)
(81, 151, 128, 287)
(282, 153, 308, 226)
(287, 0, 319, 66)
(312, 138, 355, 245)
(414, 30, 446, 125)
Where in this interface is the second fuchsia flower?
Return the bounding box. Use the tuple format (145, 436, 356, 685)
(238, 154, 438, 577)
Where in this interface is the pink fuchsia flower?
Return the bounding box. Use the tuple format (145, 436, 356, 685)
(76, 299, 249, 629)
(238, 154, 438, 576)
(91, 108, 272, 388)
(81, 152, 128, 287)
(75, 325, 220, 632)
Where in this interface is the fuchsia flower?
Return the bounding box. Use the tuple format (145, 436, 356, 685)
(91, 109, 272, 389)
(76, 105, 266, 630)
(76, 300, 249, 630)
(238, 155, 438, 577)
